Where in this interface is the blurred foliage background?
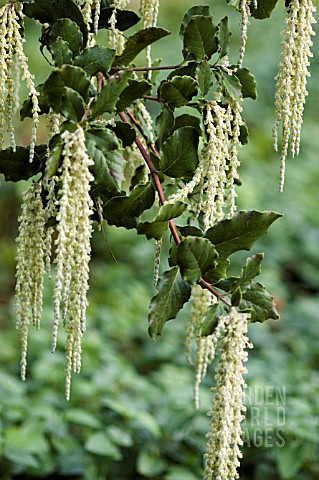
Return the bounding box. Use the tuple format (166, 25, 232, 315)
(0, 0, 319, 479)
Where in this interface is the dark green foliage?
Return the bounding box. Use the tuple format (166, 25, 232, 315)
(74, 46, 115, 76)
(159, 76, 198, 108)
(176, 236, 218, 284)
(160, 127, 199, 178)
(138, 202, 187, 240)
(0, 147, 42, 182)
(148, 266, 192, 338)
(85, 128, 125, 194)
(97, 7, 140, 31)
(112, 27, 171, 67)
(103, 183, 155, 229)
(90, 71, 132, 118)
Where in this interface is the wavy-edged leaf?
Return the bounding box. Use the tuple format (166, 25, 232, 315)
(90, 71, 132, 119)
(148, 266, 191, 338)
(233, 67, 257, 100)
(217, 16, 231, 60)
(160, 127, 199, 179)
(183, 15, 218, 61)
(50, 38, 73, 67)
(113, 27, 170, 67)
(196, 60, 212, 97)
(176, 236, 218, 284)
(137, 201, 186, 240)
(42, 65, 91, 121)
(173, 114, 201, 135)
(0, 146, 42, 182)
(117, 79, 152, 111)
(103, 183, 155, 229)
(239, 281, 280, 322)
(49, 18, 83, 56)
(159, 76, 198, 108)
(155, 106, 174, 149)
(205, 210, 282, 260)
(85, 128, 125, 193)
(179, 5, 211, 37)
(24, 0, 88, 45)
(167, 62, 197, 81)
(217, 254, 264, 293)
(74, 46, 115, 76)
(221, 71, 242, 102)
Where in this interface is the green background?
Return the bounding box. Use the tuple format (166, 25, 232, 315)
(0, 0, 318, 478)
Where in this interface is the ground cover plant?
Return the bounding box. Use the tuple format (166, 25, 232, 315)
(0, 0, 317, 478)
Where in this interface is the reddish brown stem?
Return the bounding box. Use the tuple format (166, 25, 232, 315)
(118, 110, 231, 308)
(112, 64, 183, 72)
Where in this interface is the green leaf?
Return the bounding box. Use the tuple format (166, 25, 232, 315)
(116, 79, 152, 111)
(50, 38, 73, 67)
(201, 303, 223, 336)
(173, 114, 201, 135)
(49, 18, 83, 56)
(137, 201, 186, 240)
(239, 121, 249, 145)
(42, 65, 91, 121)
(217, 16, 231, 60)
(160, 127, 199, 179)
(60, 87, 85, 121)
(24, 0, 88, 45)
(52, 0, 88, 44)
(167, 62, 197, 81)
(74, 46, 115, 77)
(205, 210, 282, 261)
(176, 225, 204, 237)
(159, 76, 198, 108)
(85, 128, 125, 193)
(179, 5, 211, 37)
(85, 432, 121, 459)
(148, 266, 191, 338)
(250, 0, 279, 19)
(137, 450, 166, 477)
(221, 71, 242, 102)
(217, 254, 264, 293)
(239, 281, 280, 322)
(65, 409, 101, 428)
(233, 67, 257, 100)
(103, 183, 155, 229)
(113, 27, 170, 67)
(90, 71, 132, 119)
(0, 146, 42, 182)
(176, 236, 218, 284)
(231, 287, 242, 306)
(196, 60, 212, 97)
(155, 106, 174, 149)
(98, 7, 140, 31)
(108, 121, 135, 148)
(226, 0, 241, 9)
(183, 16, 218, 61)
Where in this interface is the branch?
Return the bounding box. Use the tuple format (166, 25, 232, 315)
(111, 64, 183, 72)
(118, 110, 231, 308)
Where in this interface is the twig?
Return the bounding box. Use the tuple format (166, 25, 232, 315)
(118, 110, 231, 308)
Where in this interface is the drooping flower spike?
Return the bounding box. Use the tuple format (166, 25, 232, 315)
(273, 0, 316, 191)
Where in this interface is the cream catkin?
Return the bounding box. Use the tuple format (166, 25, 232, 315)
(109, 0, 131, 54)
(15, 182, 47, 380)
(273, 0, 316, 191)
(238, 0, 252, 67)
(204, 309, 253, 480)
(52, 126, 94, 400)
(140, 0, 160, 70)
(0, 2, 39, 160)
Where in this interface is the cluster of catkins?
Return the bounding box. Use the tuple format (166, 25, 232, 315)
(2, 0, 316, 477)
